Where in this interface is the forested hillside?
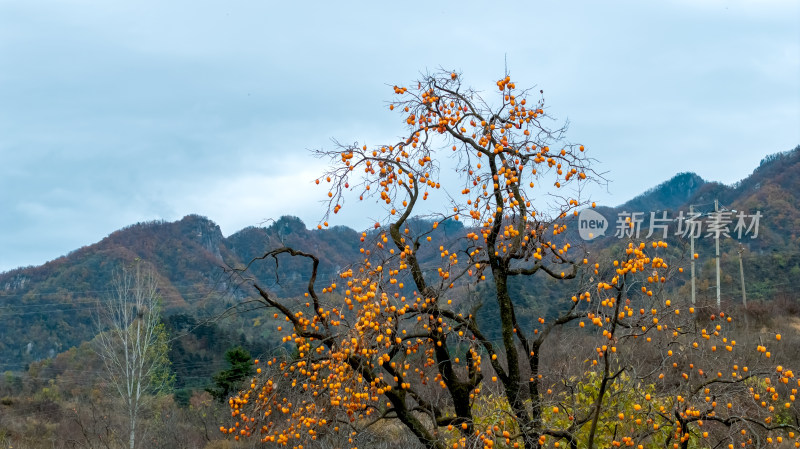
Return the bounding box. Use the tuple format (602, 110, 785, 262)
(1, 147, 797, 371)
(0, 146, 798, 449)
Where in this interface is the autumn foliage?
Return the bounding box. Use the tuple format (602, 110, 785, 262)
(225, 70, 799, 449)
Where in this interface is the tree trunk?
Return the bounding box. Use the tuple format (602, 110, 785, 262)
(129, 412, 136, 449)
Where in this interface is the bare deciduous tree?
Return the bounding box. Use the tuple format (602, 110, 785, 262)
(95, 262, 172, 449)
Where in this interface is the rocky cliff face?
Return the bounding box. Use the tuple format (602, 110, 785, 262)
(620, 172, 707, 212)
(2, 273, 28, 291)
(181, 214, 224, 261)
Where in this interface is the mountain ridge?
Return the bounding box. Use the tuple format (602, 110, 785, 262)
(0, 145, 797, 369)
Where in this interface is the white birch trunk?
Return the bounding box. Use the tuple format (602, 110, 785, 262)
(95, 263, 167, 449)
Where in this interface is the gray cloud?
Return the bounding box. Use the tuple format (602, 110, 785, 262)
(1, 0, 797, 271)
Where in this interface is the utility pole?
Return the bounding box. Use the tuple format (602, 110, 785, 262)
(715, 199, 721, 310)
(738, 244, 749, 328)
(738, 244, 747, 308)
(690, 204, 696, 306)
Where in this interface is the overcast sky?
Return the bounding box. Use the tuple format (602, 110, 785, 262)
(1, 0, 798, 272)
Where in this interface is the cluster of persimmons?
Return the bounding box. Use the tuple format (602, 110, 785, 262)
(224, 70, 798, 449)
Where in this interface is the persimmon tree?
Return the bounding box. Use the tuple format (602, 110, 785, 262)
(224, 70, 799, 449)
